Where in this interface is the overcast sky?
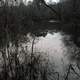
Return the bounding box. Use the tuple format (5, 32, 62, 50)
(45, 0, 60, 4)
(23, 0, 60, 5)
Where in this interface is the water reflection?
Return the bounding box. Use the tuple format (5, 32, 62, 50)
(20, 31, 80, 79)
(0, 29, 79, 80)
(34, 32, 69, 74)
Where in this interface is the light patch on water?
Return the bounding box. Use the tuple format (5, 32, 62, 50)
(34, 32, 69, 74)
(48, 20, 59, 23)
(19, 32, 78, 75)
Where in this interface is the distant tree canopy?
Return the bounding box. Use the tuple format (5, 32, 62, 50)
(0, 0, 80, 47)
(0, 0, 57, 47)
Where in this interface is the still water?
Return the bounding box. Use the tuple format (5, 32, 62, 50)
(23, 31, 78, 74)
(19, 30, 80, 80)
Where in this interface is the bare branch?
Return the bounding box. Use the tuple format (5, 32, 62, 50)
(64, 64, 71, 80)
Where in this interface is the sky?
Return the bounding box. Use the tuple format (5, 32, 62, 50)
(45, 0, 60, 4)
(23, 0, 60, 5)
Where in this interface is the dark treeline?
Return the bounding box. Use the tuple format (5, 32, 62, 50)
(0, 0, 79, 42)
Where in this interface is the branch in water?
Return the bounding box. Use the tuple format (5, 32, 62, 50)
(71, 64, 80, 78)
(64, 64, 71, 80)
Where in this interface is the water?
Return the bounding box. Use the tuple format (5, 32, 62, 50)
(34, 32, 68, 73)
(10, 30, 80, 80)
(21, 31, 76, 72)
